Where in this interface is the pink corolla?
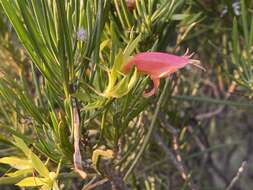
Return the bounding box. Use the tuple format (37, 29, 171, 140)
(122, 50, 204, 97)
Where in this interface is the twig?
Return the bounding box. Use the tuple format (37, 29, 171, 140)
(226, 161, 247, 190)
(82, 178, 109, 190)
(187, 122, 216, 187)
(82, 176, 97, 189)
(196, 82, 236, 120)
(154, 133, 198, 190)
(160, 119, 195, 187)
(105, 163, 129, 190)
(196, 106, 224, 120)
(187, 125, 235, 187)
(172, 134, 188, 181)
(158, 116, 179, 135)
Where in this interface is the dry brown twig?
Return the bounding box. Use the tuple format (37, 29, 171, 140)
(73, 104, 87, 179)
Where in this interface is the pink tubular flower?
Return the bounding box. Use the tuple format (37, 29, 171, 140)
(122, 50, 204, 97)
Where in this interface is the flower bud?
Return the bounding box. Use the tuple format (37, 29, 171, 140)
(126, 0, 136, 10)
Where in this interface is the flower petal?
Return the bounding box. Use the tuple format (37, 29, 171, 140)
(143, 77, 160, 97)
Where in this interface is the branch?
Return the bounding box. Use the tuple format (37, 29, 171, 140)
(154, 133, 198, 190)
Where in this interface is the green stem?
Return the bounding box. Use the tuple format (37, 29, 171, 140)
(123, 78, 170, 180)
(173, 95, 253, 109)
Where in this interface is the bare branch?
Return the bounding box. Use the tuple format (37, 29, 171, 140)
(226, 161, 247, 190)
(154, 133, 198, 190)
